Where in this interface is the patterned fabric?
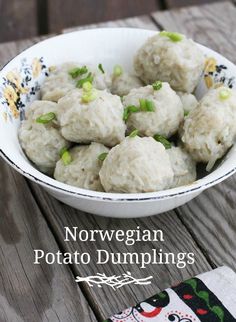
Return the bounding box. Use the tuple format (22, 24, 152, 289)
(105, 268, 236, 322)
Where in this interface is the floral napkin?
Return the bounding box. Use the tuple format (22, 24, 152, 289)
(105, 266, 236, 322)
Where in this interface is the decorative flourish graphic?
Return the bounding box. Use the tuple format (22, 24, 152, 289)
(75, 271, 153, 290)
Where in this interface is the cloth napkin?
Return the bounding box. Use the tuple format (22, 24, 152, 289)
(105, 266, 236, 322)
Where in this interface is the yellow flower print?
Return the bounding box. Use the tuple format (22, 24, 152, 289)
(10, 105, 19, 118)
(3, 112, 8, 122)
(204, 57, 217, 89)
(32, 58, 42, 78)
(3, 85, 19, 118)
(204, 75, 213, 89)
(6, 70, 28, 94)
(6, 71, 21, 89)
(205, 57, 217, 73)
(3, 85, 18, 103)
(214, 82, 224, 89)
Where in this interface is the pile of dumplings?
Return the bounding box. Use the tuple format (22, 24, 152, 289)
(19, 31, 236, 193)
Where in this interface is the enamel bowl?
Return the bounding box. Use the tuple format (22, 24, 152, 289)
(0, 28, 236, 218)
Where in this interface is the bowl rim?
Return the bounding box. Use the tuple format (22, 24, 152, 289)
(1, 27, 236, 202)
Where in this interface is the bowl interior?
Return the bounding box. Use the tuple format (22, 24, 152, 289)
(0, 28, 236, 200)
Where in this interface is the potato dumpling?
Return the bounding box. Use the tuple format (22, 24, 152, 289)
(134, 32, 205, 93)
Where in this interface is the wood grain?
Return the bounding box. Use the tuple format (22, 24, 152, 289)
(176, 176, 236, 270)
(63, 15, 158, 33)
(48, 0, 161, 33)
(0, 158, 97, 322)
(152, 1, 236, 270)
(0, 36, 52, 68)
(29, 182, 211, 320)
(0, 0, 38, 43)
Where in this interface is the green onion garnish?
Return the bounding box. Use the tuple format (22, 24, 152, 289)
(153, 134, 172, 149)
(139, 98, 146, 111)
(129, 129, 139, 138)
(219, 88, 231, 100)
(59, 147, 68, 158)
(98, 152, 108, 161)
(61, 150, 72, 166)
(82, 81, 93, 92)
(159, 31, 183, 42)
(69, 66, 88, 79)
(123, 99, 155, 121)
(184, 111, 189, 117)
(152, 81, 162, 91)
(98, 63, 105, 74)
(113, 65, 123, 77)
(139, 99, 155, 112)
(146, 100, 155, 111)
(36, 112, 56, 124)
(76, 72, 94, 88)
(81, 90, 97, 103)
(123, 105, 140, 121)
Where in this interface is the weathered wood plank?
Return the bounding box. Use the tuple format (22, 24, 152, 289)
(176, 176, 236, 270)
(0, 158, 97, 322)
(152, 1, 236, 63)
(0, 36, 54, 68)
(29, 182, 212, 319)
(0, 0, 38, 43)
(152, 1, 236, 270)
(63, 15, 158, 33)
(48, 0, 161, 33)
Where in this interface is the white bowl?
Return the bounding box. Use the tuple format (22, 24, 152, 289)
(1, 28, 236, 218)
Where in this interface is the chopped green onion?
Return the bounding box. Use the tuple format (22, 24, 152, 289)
(98, 63, 105, 74)
(184, 110, 189, 117)
(113, 65, 123, 77)
(146, 100, 155, 111)
(159, 31, 183, 42)
(69, 66, 88, 78)
(76, 72, 94, 88)
(98, 152, 108, 161)
(123, 105, 139, 121)
(139, 98, 146, 111)
(123, 99, 155, 121)
(219, 88, 231, 100)
(82, 81, 93, 92)
(36, 112, 56, 124)
(61, 150, 72, 166)
(139, 99, 155, 112)
(59, 147, 68, 158)
(81, 90, 97, 103)
(153, 134, 172, 149)
(152, 81, 162, 91)
(129, 129, 139, 138)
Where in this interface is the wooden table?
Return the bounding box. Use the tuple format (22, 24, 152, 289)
(0, 1, 236, 321)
